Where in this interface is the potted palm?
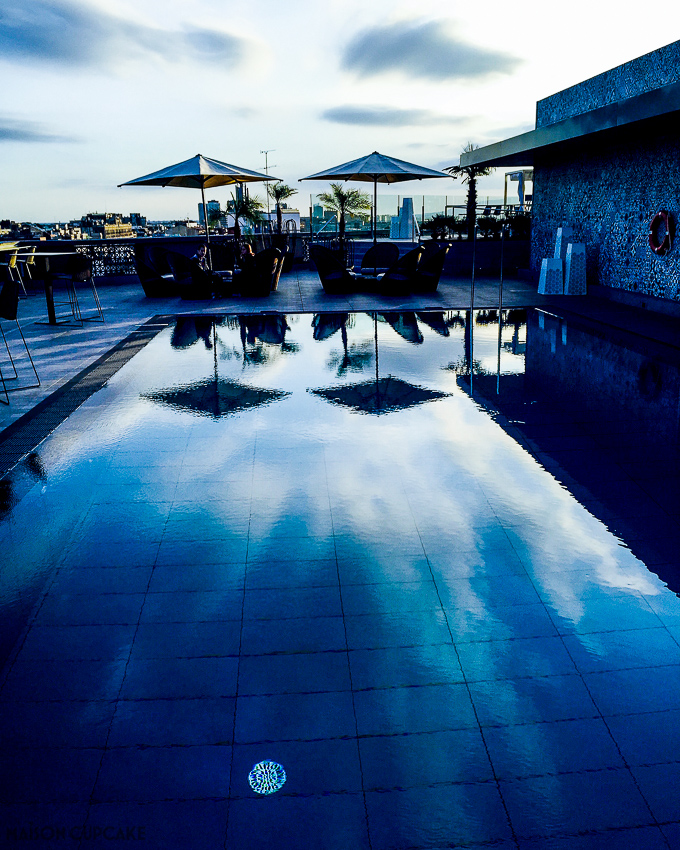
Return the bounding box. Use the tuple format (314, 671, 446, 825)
(317, 182, 371, 264)
(445, 143, 494, 240)
(229, 189, 265, 256)
(267, 183, 298, 270)
(267, 183, 297, 238)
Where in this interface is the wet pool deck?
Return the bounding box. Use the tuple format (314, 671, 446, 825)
(2, 268, 680, 849)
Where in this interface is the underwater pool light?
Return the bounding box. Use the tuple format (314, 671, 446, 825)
(248, 760, 287, 794)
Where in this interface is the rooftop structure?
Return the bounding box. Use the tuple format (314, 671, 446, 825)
(464, 40, 680, 301)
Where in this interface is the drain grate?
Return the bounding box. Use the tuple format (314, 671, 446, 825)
(0, 315, 171, 479)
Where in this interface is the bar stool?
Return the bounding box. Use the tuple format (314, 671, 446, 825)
(50, 253, 104, 324)
(0, 269, 40, 404)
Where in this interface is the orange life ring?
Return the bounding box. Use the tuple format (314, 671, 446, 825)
(649, 210, 673, 255)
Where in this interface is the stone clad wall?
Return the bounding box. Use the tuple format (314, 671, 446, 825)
(531, 39, 680, 299)
(536, 40, 680, 127)
(531, 132, 680, 298)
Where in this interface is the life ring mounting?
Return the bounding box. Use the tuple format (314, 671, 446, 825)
(649, 210, 673, 255)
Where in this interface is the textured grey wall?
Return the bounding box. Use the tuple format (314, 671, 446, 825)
(536, 41, 680, 127)
(531, 133, 680, 298)
(531, 40, 680, 299)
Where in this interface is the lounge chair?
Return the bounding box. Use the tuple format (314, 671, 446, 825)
(309, 244, 355, 295)
(379, 246, 423, 296)
(166, 250, 226, 300)
(412, 243, 451, 294)
(133, 244, 177, 297)
(234, 247, 281, 297)
(359, 243, 399, 277)
(271, 250, 286, 292)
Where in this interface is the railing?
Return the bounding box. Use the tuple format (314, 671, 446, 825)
(26, 235, 240, 279)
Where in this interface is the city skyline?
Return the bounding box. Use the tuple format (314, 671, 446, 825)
(0, 0, 671, 221)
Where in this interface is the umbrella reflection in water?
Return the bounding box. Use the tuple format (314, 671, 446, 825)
(144, 317, 290, 419)
(378, 312, 423, 345)
(309, 312, 449, 415)
(144, 378, 289, 420)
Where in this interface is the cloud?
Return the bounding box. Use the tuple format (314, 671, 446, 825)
(0, 0, 248, 70)
(342, 20, 520, 81)
(322, 105, 467, 127)
(0, 117, 75, 143)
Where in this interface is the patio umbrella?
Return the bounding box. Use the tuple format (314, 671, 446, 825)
(119, 154, 279, 265)
(300, 151, 449, 244)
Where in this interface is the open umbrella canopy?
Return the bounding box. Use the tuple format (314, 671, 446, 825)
(300, 151, 449, 243)
(300, 151, 449, 184)
(119, 154, 278, 266)
(118, 154, 277, 190)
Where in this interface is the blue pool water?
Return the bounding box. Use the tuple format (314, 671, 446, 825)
(1, 309, 680, 849)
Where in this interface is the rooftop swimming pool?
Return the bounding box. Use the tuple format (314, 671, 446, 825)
(1, 308, 680, 848)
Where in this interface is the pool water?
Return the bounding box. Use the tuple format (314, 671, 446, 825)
(1, 309, 680, 849)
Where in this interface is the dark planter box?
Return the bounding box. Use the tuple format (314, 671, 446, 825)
(442, 239, 530, 276)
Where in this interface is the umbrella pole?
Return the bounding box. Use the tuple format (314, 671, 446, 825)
(373, 181, 377, 245)
(200, 183, 213, 270)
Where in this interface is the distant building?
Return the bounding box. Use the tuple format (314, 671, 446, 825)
(166, 220, 202, 237)
(390, 198, 417, 239)
(261, 209, 301, 233)
(128, 213, 147, 228)
(198, 200, 221, 226)
(79, 213, 134, 239)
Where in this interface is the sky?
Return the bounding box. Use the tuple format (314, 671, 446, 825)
(0, 0, 674, 223)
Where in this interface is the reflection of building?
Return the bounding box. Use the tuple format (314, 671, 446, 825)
(460, 308, 680, 586)
(462, 39, 680, 303)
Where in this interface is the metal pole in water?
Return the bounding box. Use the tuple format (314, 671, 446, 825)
(496, 224, 506, 394)
(469, 222, 478, 396)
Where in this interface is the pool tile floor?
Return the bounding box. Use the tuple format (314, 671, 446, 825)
(2, 280, 680, 848)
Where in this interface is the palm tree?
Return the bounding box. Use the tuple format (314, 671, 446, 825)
(230, 189, 264, 240)
(207, 208, 223, 231)
(317, 183, 371, 244)
(445, 143, 494, 240)
(267, 183, 298, 235)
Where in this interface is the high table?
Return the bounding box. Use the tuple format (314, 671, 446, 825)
(31, 252, 80, 325)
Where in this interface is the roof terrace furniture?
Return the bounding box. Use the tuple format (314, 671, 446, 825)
(36, 252, 103, 325)
(0, 249, 27, 296)
(271, 250, 286, 292)
(0, 267, 40, 403)
(166, 250, 218, 300)
(309, 244, 356, 294)
(234, 247, 282, 297)
(378, 246, 424, 296)
(411, 243, 450, 294)
(56, 254, 104, 324)
(133, 244, 177, 298)
(359, 242, 399, 278)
